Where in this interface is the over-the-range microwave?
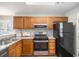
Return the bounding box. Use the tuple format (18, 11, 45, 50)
(33, 24, 48, 30)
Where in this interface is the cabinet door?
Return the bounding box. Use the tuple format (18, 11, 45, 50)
(16, 45, 22, 57)
(37, 17, 47, 24)
(13, 16, 24, 29)
(16, 40, 22, 57)
(24, 17, 32, 29)
(53, 17, 68, 22)
(22, 39, 33, 55)
(31, 17, 47, 24)
(47, 17, 68, 29)
(47, 17, 55, 29)
(8, 43, 16, 57)
(8, 49, 16, 57)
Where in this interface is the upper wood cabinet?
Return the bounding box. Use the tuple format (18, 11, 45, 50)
(53, 17, 68, 22)
(13, 16, 68, 29)
(47, 17, 55, 29)
(47, 17, 68, 29)
(24, 17, 32, 29)
(13, 16, 24, 29)
(31, 17, 47, 24)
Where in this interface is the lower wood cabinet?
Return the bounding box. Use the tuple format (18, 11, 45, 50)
(22, 39, 33, 56)
(8, 40, 22, 57)
(8, 48, 16, 57)
(16, 45, 22, 57)
(8, 39, 56, 57)
(16, 40, 22, 57)
(48, 39, 56, 56)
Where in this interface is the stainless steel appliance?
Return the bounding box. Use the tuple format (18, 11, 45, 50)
(33, 34, 48, 55)
(33, 24, 47, 29)
(53, 22, 74, 57)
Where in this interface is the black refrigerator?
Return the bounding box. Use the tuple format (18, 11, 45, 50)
(53, 22, 75, 57)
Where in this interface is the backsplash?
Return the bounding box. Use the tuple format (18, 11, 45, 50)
(15, 29, 53, 37)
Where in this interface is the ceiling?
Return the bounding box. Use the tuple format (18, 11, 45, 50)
(0, 2, 79, 15)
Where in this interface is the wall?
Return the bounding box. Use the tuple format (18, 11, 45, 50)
(64, 6, 79, 24)
(64, 6, 79, 56)
(15, 13, 64, 16)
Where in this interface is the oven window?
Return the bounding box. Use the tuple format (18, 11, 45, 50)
(34, 42, 48, 51)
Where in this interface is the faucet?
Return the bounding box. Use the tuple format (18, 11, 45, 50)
(2, 40, 5, 45)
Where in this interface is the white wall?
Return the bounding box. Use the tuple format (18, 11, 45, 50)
(64, 6, 79, 24)
(15, 13, 64, 16)
(64, 6, 79, 56)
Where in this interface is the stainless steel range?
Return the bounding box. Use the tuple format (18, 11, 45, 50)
(33, 33, 48, 55)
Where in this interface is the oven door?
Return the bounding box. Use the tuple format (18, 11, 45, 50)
(34, 42, 48, 51)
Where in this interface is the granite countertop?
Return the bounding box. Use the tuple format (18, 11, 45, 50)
(0, 36, 34, 51)
(13, 36, 34, 39)
(0, 36, 56, 51)
(14, 36, 56, 40)
(48, 36, 56, 39)
(0, 39, 21, 51)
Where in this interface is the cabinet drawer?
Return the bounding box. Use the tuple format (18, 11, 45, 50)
(49, 50, 56, 55)
(49, 47, 55, 50)
(49, 50, 55, 53)
(23, 39, 33, 42)
(49, 40, 55, 43)
(49, 43, 55, 46)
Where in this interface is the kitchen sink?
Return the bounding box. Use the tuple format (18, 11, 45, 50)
(0, 38, 17, 46)
(0, 40, 11, 45)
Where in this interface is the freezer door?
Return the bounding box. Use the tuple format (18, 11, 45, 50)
(63, 33, 74, 55)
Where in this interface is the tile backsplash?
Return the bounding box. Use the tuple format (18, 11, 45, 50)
(15, 29, 53, 37)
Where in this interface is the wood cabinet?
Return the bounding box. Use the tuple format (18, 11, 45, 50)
(13, 16, 32, 29)
(31, 17, 47, 24)
(48, 39, 56, 56)
(8, 40, 22, 57)
(47, 17, 54, 29)
(47, 17, 68, 29)
(53, 17, 68, 22)
(22, 39, 33, 56)
(8, 48, 16, 57)
(8, 43, 16, 57)
(24, 17, 32, 29)
(13, 16, 24, 29)
(13, 16, 68, 29)
(16, 40, 22, 57)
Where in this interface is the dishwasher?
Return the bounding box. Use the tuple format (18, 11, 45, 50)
(0, 47, 8, 57)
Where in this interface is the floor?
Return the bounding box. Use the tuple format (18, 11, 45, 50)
(21, 51, 56, 57)
(21, 55, 56, 57)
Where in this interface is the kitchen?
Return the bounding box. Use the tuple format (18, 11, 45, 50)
(0, 2, 79, 57)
